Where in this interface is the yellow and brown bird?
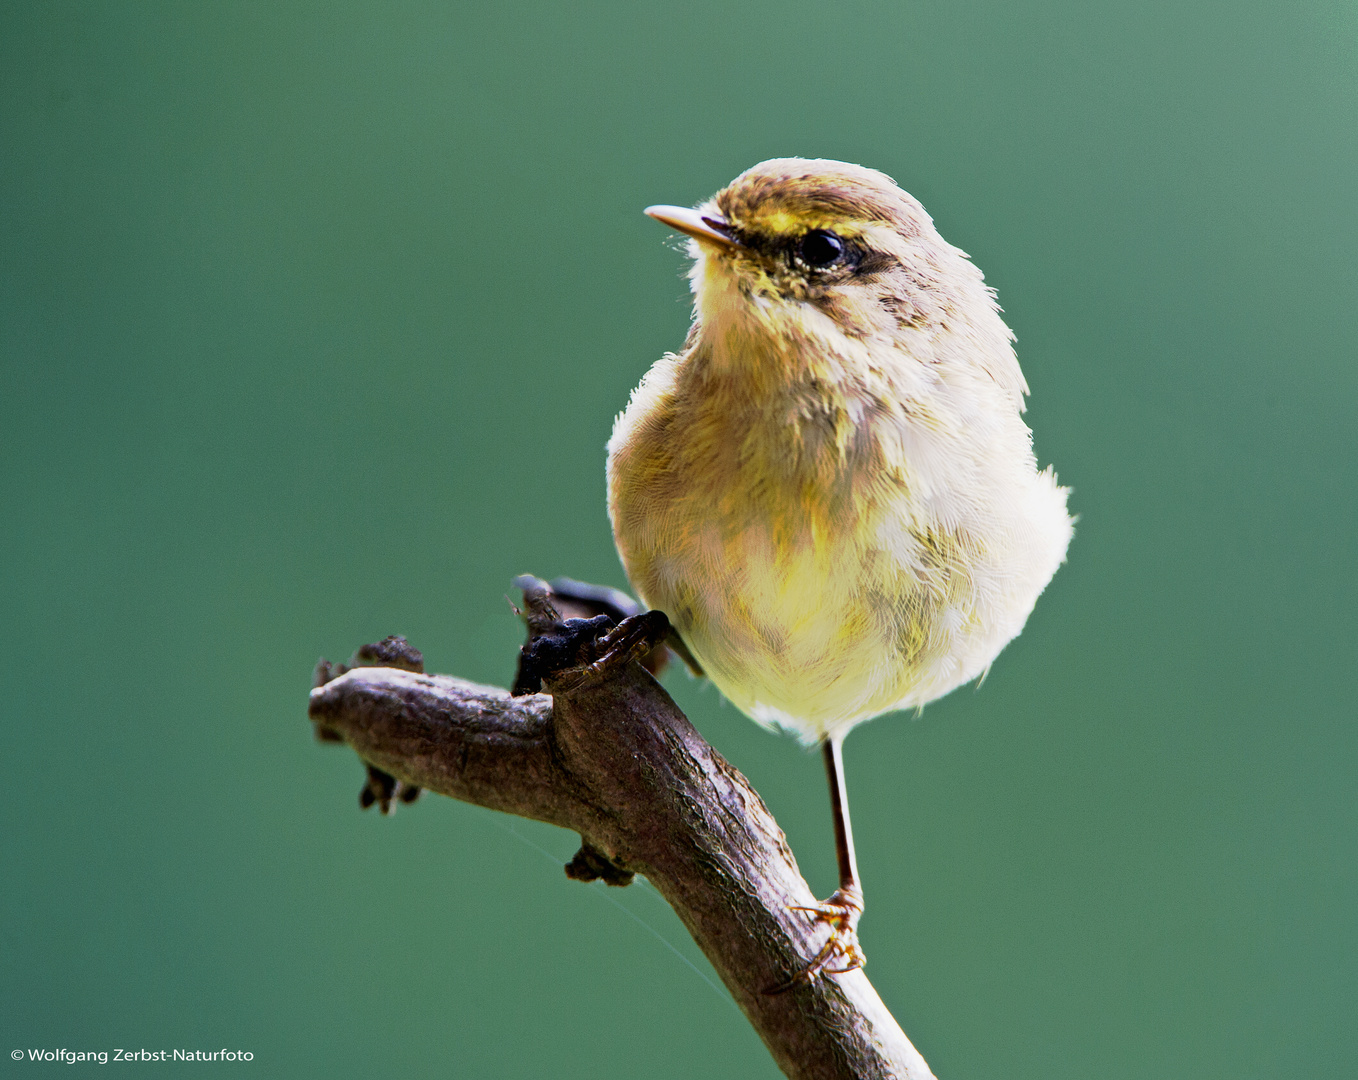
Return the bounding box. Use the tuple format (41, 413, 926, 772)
(606, 158, 1073, 981)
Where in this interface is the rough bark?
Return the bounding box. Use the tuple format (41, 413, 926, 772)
(307, 581, 938, 1080)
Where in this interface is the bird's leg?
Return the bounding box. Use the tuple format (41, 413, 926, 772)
(769, 735, 867, 991)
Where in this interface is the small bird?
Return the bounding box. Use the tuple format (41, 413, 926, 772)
(606, 158, 1073, 982)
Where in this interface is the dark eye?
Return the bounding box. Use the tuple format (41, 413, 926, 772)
(797, 230, 845, 268)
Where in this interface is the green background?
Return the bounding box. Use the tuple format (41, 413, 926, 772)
(3, 2, 1354, 1077)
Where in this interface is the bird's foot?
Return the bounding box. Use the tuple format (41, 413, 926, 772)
(766, 886, 866, 993)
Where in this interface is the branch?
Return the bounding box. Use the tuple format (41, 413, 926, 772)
(307, 583, 938, 1080)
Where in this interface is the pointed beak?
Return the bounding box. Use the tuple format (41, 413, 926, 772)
(644, 205, 742, 248)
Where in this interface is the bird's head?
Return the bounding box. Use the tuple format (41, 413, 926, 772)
(647, 158, 1018, 393)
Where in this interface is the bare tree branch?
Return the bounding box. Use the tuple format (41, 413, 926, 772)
(308, 582, 938, 1080)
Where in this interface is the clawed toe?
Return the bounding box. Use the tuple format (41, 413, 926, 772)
(766, 886, 866, 993)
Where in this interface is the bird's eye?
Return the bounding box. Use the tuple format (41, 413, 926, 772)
(797, 230, 845, 269)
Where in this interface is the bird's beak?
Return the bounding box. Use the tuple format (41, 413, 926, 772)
(644, 205, 743, 248)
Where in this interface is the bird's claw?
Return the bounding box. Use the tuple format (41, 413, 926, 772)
(766, 886, 866, 993)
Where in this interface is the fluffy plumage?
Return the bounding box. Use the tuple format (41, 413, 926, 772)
(608, 158, 1072, 745)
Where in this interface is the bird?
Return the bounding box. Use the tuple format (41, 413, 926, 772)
(604, 158, 1073, 984)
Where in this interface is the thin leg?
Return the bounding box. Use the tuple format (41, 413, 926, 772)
(825, 734, 861, 896)
(768, 734, 867, 992)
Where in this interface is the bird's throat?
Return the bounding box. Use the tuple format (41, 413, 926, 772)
(693, 256, 859, 396)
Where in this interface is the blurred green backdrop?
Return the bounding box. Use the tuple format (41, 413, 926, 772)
(3, 2, 1355, 1077)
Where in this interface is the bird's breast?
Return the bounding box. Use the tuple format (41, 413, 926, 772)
(611, 372, 949, 737)
(608, 331, 1071, 743)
